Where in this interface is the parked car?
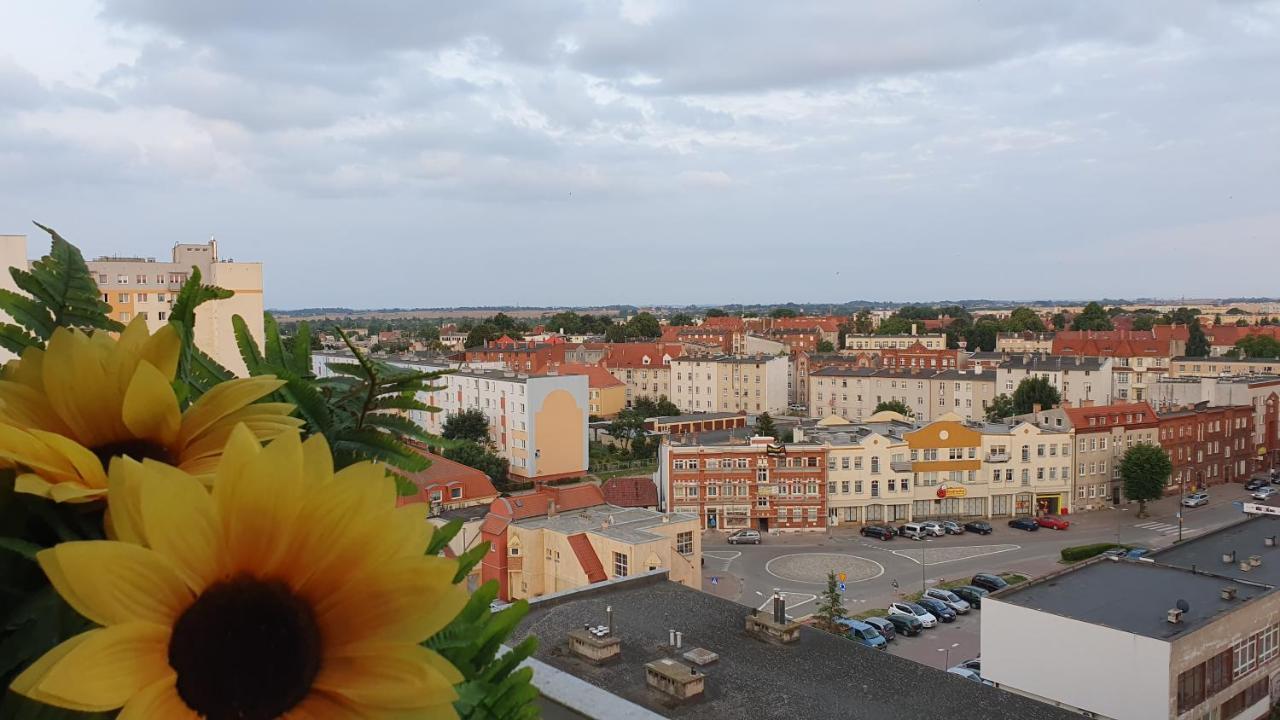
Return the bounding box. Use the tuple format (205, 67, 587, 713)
(897, 522, 928, 541)
(964, 520, 993, 535)
(1125, 547, 1151, 559)
(1182, 492, 1209, 508)
(917, 597, 957, 623)
(1008, 517, 1040, 531)
(952, 585, 989, 608)
(727, 529, 761, 545)
(883, 612, 924, 637)
(860, 525, 896, 541)
(835, 618, 888, 649)
(924, 588, 971, 614)
(919, 521, 946, 537)
(1253, 486, 1278, 501)
(940, 520, 965, 535)
(888, 601, 937, 628)
(863, 616, 896, 642)
(971, 573, 1009, 593)
(956, 658, 981, 673)
(946, 666, 992, 685)
(1036, 515, 1070, 530)
(1246, 478, 1269, 491)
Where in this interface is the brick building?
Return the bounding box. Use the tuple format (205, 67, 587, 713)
(464, 342, 567, 374)
(879, 342, 966, 370)
(1157, 404, 1256, 492)
(658, 436, 828, 532)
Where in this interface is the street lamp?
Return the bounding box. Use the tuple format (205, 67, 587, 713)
(1178, 470, 1186, 543)
(938, 642, 959, 669)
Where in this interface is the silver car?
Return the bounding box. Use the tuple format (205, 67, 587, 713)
(919, 521, 946, 537)
(925, 588, 971, 614)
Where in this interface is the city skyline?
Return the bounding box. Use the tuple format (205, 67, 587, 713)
(2, 1, 1278, 309)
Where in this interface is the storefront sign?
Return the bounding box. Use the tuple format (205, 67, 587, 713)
(1243, 502, 1280, 516)
(935, 485, 967, 499)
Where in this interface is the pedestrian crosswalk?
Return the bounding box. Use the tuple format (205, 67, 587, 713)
(1134, 521, 1203, 538)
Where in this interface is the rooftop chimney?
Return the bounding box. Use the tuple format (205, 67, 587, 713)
(1167, 608, 1184, 624)
(1222, 587, 1239, 601)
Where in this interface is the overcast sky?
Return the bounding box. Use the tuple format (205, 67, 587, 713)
(2, 1, 1278, 309)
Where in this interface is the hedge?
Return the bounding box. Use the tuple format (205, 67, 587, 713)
(1060, 543, 1122, 562)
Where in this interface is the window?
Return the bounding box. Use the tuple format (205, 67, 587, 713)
(854, 480, 863, 494)
(870, 457, 880, 474)
(1234, 634, 1259, 678)
(117, 293, 130, 303)
(1176, 664, 1205, 713)
(870, 481, 879, 497)
(1222, 679, 1269, 719)
(119, 312, 130, 322)
(612, 552, 629, 578)
(676, 531, 693, 555)
(1259, 624, 1280, 665)
(841, 456, 850, 469)
(841, 480, 850, 494)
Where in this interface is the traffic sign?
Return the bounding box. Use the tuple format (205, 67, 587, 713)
(838, 581, 847, 593)
(838, 572, 847, 582)
(710, 576, 719, 585)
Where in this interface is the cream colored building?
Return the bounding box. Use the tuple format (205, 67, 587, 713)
(797, 415, 915, 525)
(1, 235, 263, 374)
(995, 332, 1055, 353)
(1169, 356, 1280, 377)
(807, 367, 996, 423)
(505, 504, 701, 601)
(670, 354, 789, 414)
(844, 332, 947, 352)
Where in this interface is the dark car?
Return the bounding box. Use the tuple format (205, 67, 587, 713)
(917, 597, 957, 623)
(863, 616, 896, 642)
(884, 612, 924, 637)
(1008, 517, 1040, 531)
(952, 585, 989, 608)
(1247, 478, 1269, 491)
(964, 520, 993, 535)
(860, 525, 896, 541)
(941, 520, 965, 535)
(971, 573, 1009, 593)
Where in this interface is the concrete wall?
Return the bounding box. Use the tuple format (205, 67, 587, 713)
(0, 235, 28, 363)
(204, 262, 264, 377)
(983, 597, 1171, 720)
(527, 375, 589, 479)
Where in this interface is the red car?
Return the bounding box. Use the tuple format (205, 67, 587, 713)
(1037, 516, 1070, 530)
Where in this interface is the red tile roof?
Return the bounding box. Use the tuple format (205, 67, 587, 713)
(1205, 325, 1280, 346)
(552, 362, 625, 388)
(600, 476, 659, 508)
(600, 342, 685, 369)
(567, 533, 607, 583)
(396, 448, 498, 507)
(1063, 401, 1158, 430)
(1052, 330, 1170, 358)
(701, 316, 746, 331)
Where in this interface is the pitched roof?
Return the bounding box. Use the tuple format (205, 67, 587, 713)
(1052, 330, 1169, 358)
(396, 448, 498, 507)
(566, 533, 607, 583)
(600, 342, 685, 369)
(1062, 401, 1158, 429)
(1205, 325, 1280, 346)
(553, 362, 625, 388)
(600, 476, 659, 508)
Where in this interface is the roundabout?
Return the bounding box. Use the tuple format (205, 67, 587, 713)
(764, 553, 884, 585)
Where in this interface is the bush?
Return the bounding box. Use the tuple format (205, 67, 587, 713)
(1060, 543, 1122, 562)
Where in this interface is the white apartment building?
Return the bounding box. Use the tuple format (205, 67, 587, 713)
(312, 353, 589, 482)
(844, 332, 947, 352)
(996, 354, 1113, 407)
(670, 354, 789, 415)
(807, 367, 996, 423)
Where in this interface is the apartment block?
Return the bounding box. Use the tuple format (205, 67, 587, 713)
(464, 341, 567, 374)
(997, 354, 1113, 407)
(1158, 404, 1256, 491)
(659, 436, 828, 532)
(550, 362, 626, 418)
(995, 331, 1055, 353)
(1169, 356, 1280, 378)
(798, 417, 915, 525)
(669, 354, 789, 415)
(844, 331, 947, 352)
(595, 343, 684, 408)
(312, 353, 589, 482)
(1149, 375, 1280, 473)
(807, 366, 995, 423)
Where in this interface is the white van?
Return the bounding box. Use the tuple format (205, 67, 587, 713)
(898, 522, 927, 541)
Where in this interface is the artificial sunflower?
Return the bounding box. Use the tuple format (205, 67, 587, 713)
(0, 317, 302, 502)
(11, 427, 468, 719)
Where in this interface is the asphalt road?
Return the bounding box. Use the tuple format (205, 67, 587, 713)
(700, 479, 1267, 668)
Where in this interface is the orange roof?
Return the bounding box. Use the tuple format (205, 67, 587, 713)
(396, 448, 498, 507)
(488, 482, 605, 522)
(553, 362, 624, 388)
(1052, 330, 1169, 358)
(1063, 401, 1158, 430)
(701, 316, 746, 331)
(600, 342, 685, 369)
(567, 533, 607, 583)
(1205, 325, 1280, 346)
(601, 476, 659, 507)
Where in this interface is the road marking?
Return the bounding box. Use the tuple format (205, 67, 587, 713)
(756, 592, 818, 619)
(763, 553, 885, 585)
(890, 544, 1020, 566)
(1134, 521, 1205, 538)
(703, 551, 741, 561)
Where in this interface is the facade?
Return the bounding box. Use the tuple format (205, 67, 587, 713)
(479, 483, 701, 602)
(464, 342, 567, 374)
(845, 332, 947, 352)
(0, 235, 27, 363)
(1170, 356, 1280, 378)
(669, 354, 789, 415)
(397, 447, 499, 511)
(799, 416, 917, 526)
(551, 362, 626, 418)
(312, 353, 590, 482)
(596, 343, 684, 408)
(645, 412, 748, 437)
(807, 366, 995, 423)
(997, 354, 1114, 407)
(1149, 375, 1280, 474)
(1157, 404, 1256, 491)
(995, 331, 1055, 353)
(1017, 402, 1159, 508)
(879, 343, 966, 370)
(1053, 330, 1175, 401)
(658, 436, 828, 532)
(985, 516, 1280, 720)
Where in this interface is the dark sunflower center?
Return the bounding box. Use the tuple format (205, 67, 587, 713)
(91, 439, 174, 467)
(168, 576, 322, 720)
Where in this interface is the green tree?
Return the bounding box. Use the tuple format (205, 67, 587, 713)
(754, 411, 779, 438)
(668, 313, 695, 327)
(486, 312, 526, 333)
(606, 412, 646, 452)
(814, 571, 849, 633)
(466, 323, 501, 348)
(1160, 307, 1202, 326)
(816, 339, 835, 353)
(853, 309, 874, 334)
(1011, 376, 1061, 415)
(1005, 307, 1047, 332)
(1051, 312, 1068, 330)
(874, 399, 914, 418)
(443, 440, 510, 484)
(626, 312, 661, 339)
(704, 307, 729, 317)
(876, 316, 915, 335)
(1236, 319, 1251, 327)
(986, 394, 1016, 421)
(1185, 321, 1211, 357)
(604, 323, 629, 342)
(1226, 307, 1247, 315)
(1131, 315, 1157, 331)
(1235, 335, 1280, 358)
(964, 317, 1002, 351)
(769, 307, 798, 319)
(1070, 302, 1114, 331)
(443, 408, 491, 444)
(1120, 443, 1172, 518)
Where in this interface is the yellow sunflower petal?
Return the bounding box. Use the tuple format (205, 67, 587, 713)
(106, 458, 148, 545)
(14, 472, 55, 499)
(28, 429, 109, 489)
(317, 555, 467, 649)
(216, 431, 306, 575)
(178, 405, 302, 467)
(121, 360, 182, 447)
(9, 632, 103, 712)
(138, 460, 224, 593)
(312, 643, 460, 710)
(301, 432, 335, 488)
(0, 379, 71, 433)
(48, 481, 109, 503)
(44, 327, 125, 447)
(13, 622, 171, 712)
(178, 376, 286, 446)
(38, 542, 193, 627)
(420, 647, 465, 685)
(139, 324, 181, 380)
(0, 425, 82, 484)
(118, 676, 197, 720)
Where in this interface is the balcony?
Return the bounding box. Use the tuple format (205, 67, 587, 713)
(985, 452, 1010, 463)
(890, 460, 913, 472)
